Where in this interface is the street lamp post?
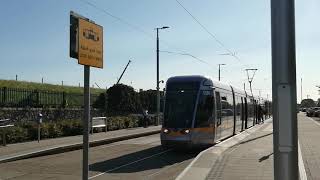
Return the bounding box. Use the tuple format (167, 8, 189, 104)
(271, 0, 298, 179)
(218, 64, 226, 81)
(156, 26, 169, 125)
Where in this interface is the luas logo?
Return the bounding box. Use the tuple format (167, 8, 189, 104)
(83, 29, 100, 42)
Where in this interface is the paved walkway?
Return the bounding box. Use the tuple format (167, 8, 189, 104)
(206, 120, 273, 180)
(298, 113, 320, 180)
(179, 113, 320, 180)
(0, 125, 161, 163)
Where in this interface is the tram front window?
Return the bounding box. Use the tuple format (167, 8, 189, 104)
(164, 90, 198, 128)
(195, 91, 214, 127)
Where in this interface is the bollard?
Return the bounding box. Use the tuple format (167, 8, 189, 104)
(104, 117, 107, 133)
(38, 124, 40, 143)
(37, 113, 43, 143)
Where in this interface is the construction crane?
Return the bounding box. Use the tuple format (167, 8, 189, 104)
(116, 60, 131, 84)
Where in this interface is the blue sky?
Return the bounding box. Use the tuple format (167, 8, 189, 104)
(0, 0, 319, 101)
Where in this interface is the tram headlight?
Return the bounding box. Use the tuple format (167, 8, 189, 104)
(183, 129, 190, 134)
(163, 129, 169, 133)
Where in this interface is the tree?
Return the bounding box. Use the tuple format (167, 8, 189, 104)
(92, 92, 107, 110)
(300, 99, 316, 108)
(106, 84, 140, 115)
(139, 90, 157, 113)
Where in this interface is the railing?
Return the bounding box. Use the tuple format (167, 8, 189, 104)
(0, 87, 99, 108)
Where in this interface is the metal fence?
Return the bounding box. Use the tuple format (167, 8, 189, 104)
(0, 87, 99, 108)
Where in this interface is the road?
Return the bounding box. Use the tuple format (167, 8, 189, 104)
(0, 134, 200, 180)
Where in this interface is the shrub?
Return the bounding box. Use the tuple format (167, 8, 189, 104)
(0, 115, 143, 144)
(60, 119, 83, 136)
(47, 123, 63, 138)
(106, 116, 139, 131)
(1, 126, 28, 143)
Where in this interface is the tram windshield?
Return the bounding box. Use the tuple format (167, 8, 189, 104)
(194, 90, 214, 127)
(163, 81, 199, 128)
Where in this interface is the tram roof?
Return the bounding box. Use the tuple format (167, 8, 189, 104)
(167, 75, 256, 97)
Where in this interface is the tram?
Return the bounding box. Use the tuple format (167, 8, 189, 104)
(161, 75, 264, 148)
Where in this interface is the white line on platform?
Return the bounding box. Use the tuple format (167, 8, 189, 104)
(89, 148, 173, 179)
(307, 116, 320, 127)
(298, 140, 308, 180)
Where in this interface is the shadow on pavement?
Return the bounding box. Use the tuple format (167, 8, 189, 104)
(259, 152, 273, 162)
(89, 145, 200, 174)
(239, 132, 273, 145)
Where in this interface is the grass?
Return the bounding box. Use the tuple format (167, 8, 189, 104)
(0, 80, 105, 94)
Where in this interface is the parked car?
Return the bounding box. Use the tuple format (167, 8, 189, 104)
(306, 107, 320, 117)
(314, 109, 320, 117)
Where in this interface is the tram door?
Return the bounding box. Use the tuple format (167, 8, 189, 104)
(215, 91, 222, 141)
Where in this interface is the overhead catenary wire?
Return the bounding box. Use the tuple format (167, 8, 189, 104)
(78, 0, 249, 79)
(78, 0, 207, 64)
(174, 0, 242, 62)
(78, 0, 154, 39)
(159, 50, 214, 67)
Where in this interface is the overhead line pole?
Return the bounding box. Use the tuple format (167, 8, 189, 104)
(271, 0, 298, 179)
(301, 78, 302, 102)
(245, 68, 258, 97)
(316, 85, 320, 96)
(218, 64, 226, 81)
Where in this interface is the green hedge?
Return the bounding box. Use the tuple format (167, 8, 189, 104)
(0, 115, 151, 144)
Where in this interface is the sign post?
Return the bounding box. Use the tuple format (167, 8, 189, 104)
(70, 11, 103, 180)
(83, 65, 90, 180)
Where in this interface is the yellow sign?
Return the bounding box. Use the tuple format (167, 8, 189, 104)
(78, 18, 103, 68)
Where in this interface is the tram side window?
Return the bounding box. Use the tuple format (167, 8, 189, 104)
(221, 93, 234, 118)
(247, 98, 254, 121)
(235, 96, 241, 119)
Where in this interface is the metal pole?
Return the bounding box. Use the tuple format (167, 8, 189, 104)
(300, 78, 302, 102)
(267, 94, 269, 118)
(83, 65, 90, 180)
(2, 129, 6, 146)
(218, 64, 221, 81)
(249, 81, 253, 97)
(271, 0, 298, 179)
(156, 28, 160, 126)
(38, 124, 40, 143)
